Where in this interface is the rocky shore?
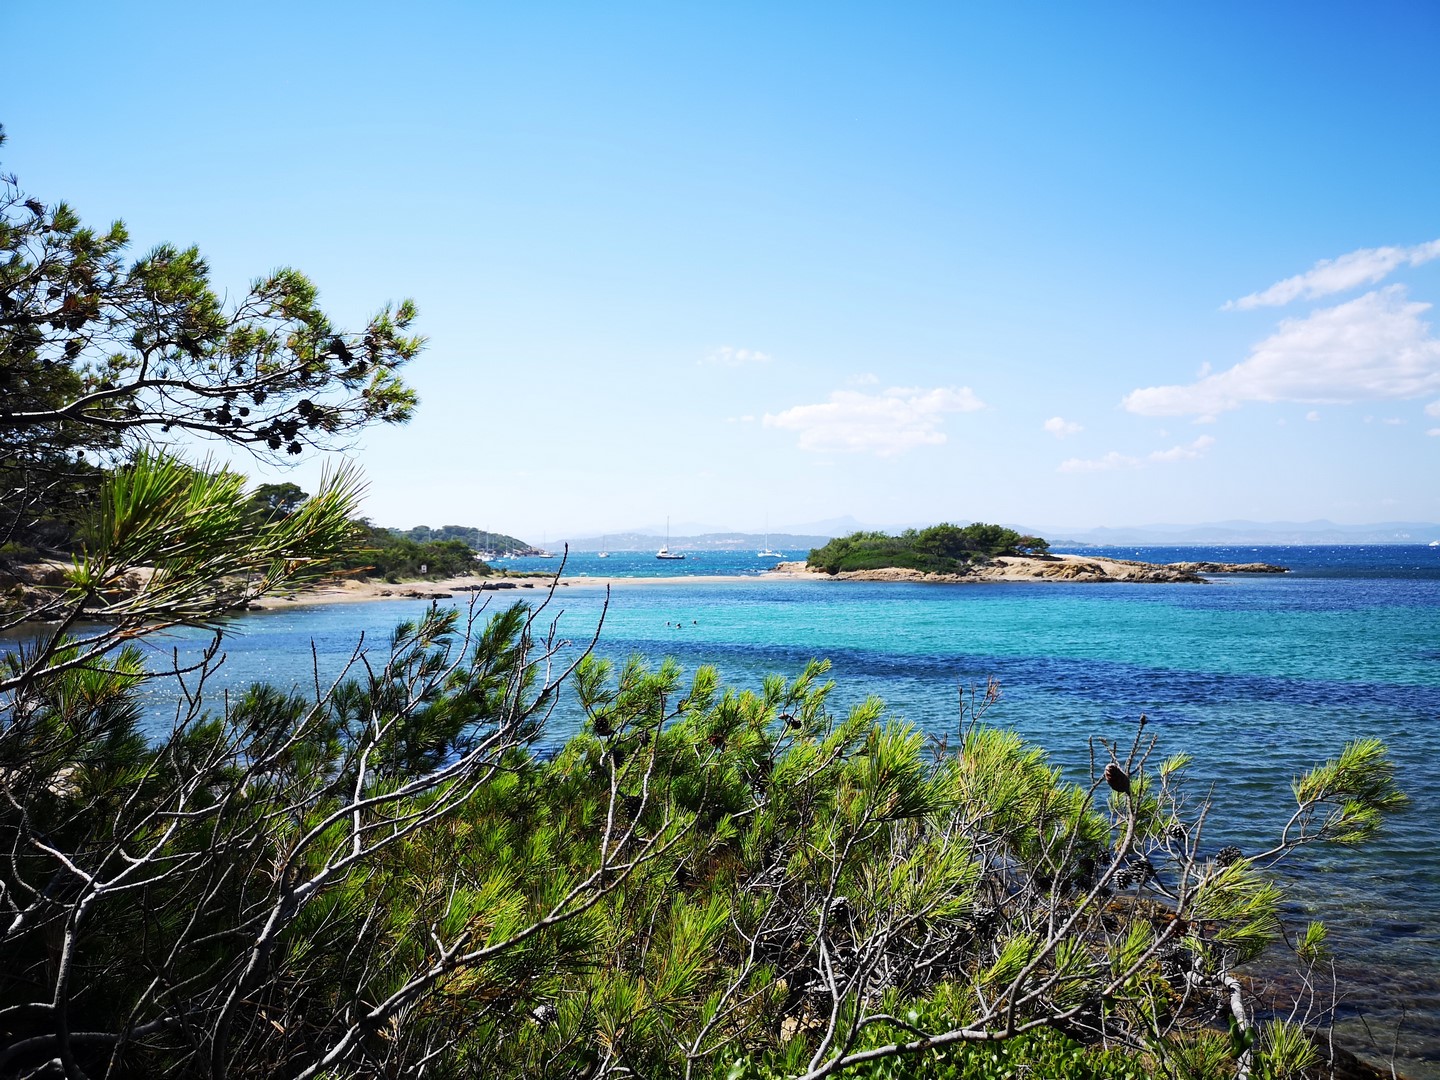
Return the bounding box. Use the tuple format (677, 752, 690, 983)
(1166, 560, 1290, 574)
(770, 553, 1290, 584)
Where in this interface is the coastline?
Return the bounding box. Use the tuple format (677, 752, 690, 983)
(4, 554, 1291, 619)
(244, 553, 1289, 609)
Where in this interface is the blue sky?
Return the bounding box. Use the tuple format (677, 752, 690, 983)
(7, 2, 1440, 537)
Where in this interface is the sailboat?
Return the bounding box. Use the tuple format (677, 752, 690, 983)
(656, 518, 686, 560)
(757, 517, 784, 559)
(598, 535, 610, 558)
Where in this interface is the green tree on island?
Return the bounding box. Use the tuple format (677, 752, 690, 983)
(808, 523, 1050, 575)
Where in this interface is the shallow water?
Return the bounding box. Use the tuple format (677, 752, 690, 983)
(12, 545, 1440, 1074)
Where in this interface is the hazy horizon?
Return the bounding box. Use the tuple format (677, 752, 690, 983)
(386, 515, 1440, 548)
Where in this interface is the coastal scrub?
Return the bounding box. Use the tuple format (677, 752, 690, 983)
(0, 591, 1405, 1078)
(807, 524, 1049, 575)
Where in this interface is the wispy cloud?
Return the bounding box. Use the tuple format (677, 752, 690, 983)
(1043, 416, 1083, 438)
(1148, 435, 1215, 462)
(1059, 436, 1214, 473)
(846, 372, 880, 386)
(1058, 451, 1140, 473)
(764, 385, 984, 456)
(1306, 410, 1321, 422)
(703, 345, 772, 367)
(1123, 286, 1440, 417)
(1426, 400, 1440, 418)
(1225, 239, 1440, 310)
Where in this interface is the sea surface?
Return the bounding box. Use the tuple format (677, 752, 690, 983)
(12, 545, 1440, 1075)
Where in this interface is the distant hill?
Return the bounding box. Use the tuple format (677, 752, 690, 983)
(382, 519, 1440, 556)
(386, 525, 533, 555)
(1041, 520, 1440, 546)
(557, 531, 835, 553)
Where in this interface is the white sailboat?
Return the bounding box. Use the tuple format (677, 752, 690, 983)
(757, 517, 783, 558)
(656, 518, 685, 560)
(598, 535, 610, 558)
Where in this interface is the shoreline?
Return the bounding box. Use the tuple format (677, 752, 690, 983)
(244, 553, 1289, 610)
(4, 554, 1290, 619)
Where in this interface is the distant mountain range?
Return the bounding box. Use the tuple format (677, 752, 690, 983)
(385, 519, 1440, 553)
(549, 531, 835, 554)
(1038, 520, 1440, 546)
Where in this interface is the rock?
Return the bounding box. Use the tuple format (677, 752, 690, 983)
(1167, 561, 1289, 574)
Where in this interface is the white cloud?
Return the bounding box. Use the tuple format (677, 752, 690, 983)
(1058, 451, 1141, 473)
(1059, 436, 1214, 474)
(1225, 239, 1440, 310)
(1043, 416, 1083, 438)
(1123, 286, 1440, 417)
(1306, 410, 1321, 422)
(703, 345, 772, 367)
(763, 385, 984, 456)
(1428, 428, 1440, 437)
(846, 372, 880, 386)
(1426, 399, 1440, 418)
(1148, 435, 1215, 462)
(1382, 417, 1405, 426)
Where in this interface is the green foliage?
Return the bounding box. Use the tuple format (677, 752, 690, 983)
(0, 123, 421, 552)
(392, 524, 530, 556)
(807, 523, 1045, 575)
(245, 481, 310, 521)
(332, 519, 489, 580)
(2, 453, 366, 692)
(1, 624, 1405, 1077)
(1289, 737, 1408, 845)
(1253, 1019, 1321, 1080)
(808, 1024, 1149, 1080)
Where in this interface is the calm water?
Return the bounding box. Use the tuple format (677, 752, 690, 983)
(13, 545, 1440, 1074)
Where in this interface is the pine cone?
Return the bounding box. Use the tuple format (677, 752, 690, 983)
(1103, 762, 1130, 793)
(1215, 845, 1243, 867)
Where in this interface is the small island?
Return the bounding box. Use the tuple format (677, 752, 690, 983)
(787, 524, 1289, 583)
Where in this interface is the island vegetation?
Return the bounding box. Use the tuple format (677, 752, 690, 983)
(390, 523, 530, 557)
(808, 523, 1050, 575)
(243, 490, 513, 584)
(0, 124, 1408, 1080)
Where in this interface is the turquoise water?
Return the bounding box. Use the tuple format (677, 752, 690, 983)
(14, 545, 1440, 1074)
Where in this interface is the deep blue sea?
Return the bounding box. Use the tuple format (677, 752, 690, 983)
(13, 545, 1440, 1074)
